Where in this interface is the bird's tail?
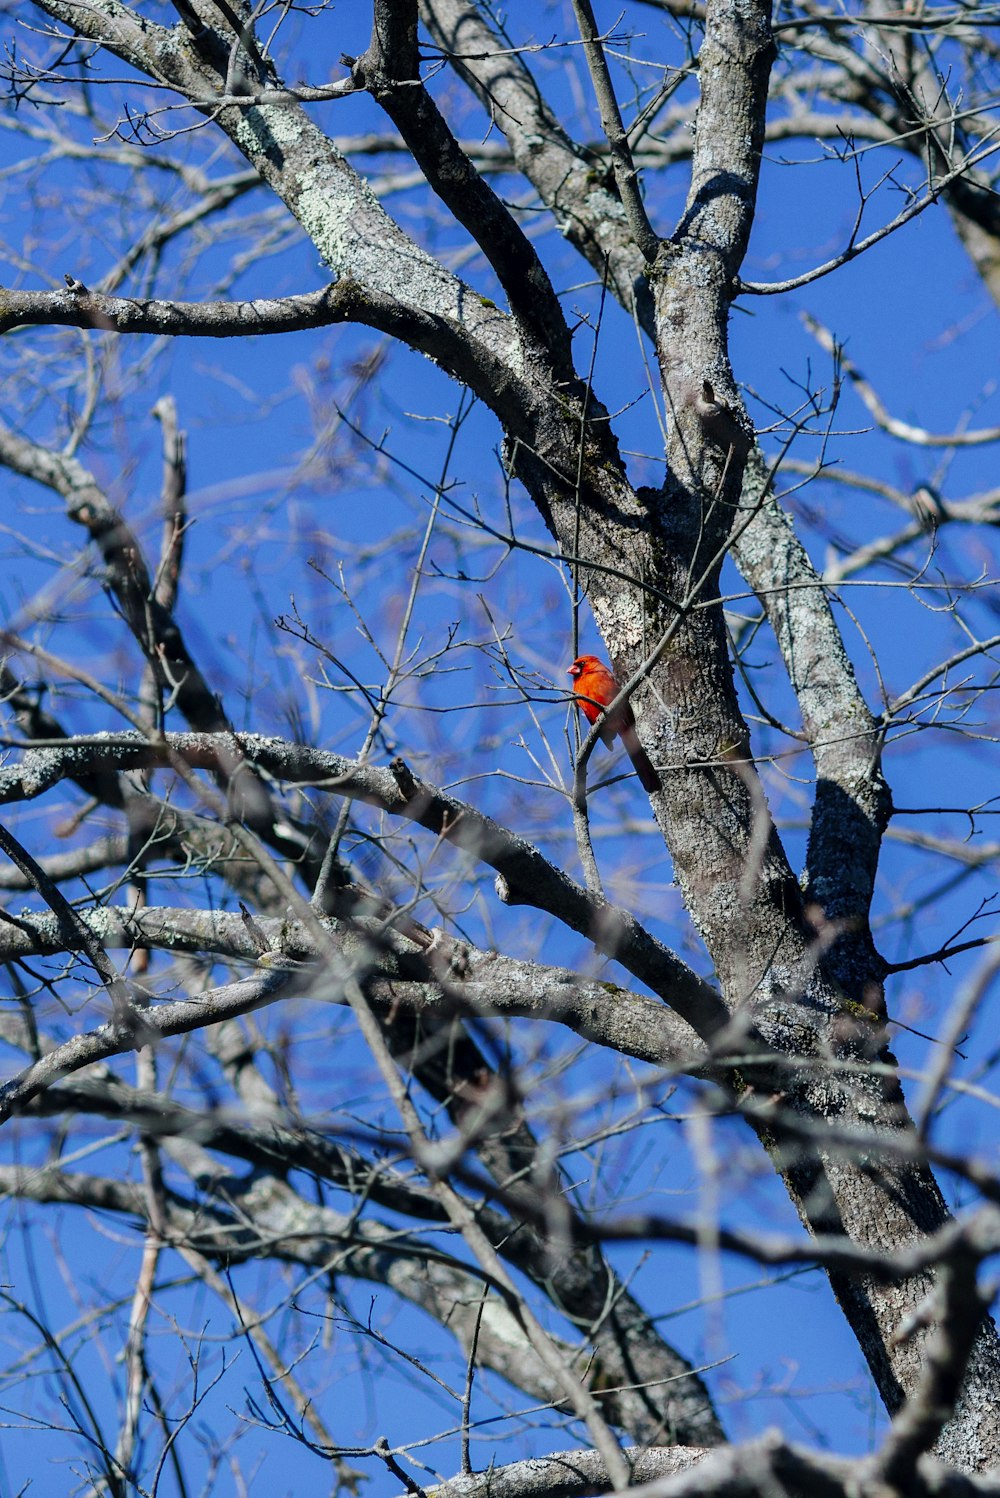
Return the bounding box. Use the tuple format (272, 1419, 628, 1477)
(620, 724, 660, 794)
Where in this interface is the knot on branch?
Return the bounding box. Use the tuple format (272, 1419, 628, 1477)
(389, 755, 419, 802)
(695, 380, 751, 458)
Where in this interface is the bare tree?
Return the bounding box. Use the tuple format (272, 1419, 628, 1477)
(0, 1, 999, 1494)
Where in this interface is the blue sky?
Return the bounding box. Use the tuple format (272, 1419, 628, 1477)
(0, 2, 998, 1492)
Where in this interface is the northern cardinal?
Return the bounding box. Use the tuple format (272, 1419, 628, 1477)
(567, 654, 660, 793)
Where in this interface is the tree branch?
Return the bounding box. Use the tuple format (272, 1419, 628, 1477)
(0, 732, 729, 1038)
(0, 969, 291, 1123)
(0, 902, 707, 1068)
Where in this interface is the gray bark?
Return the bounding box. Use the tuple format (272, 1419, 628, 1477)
(7, 0, 1000, 1475)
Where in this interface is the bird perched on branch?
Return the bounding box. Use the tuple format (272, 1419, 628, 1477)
(567, 654, 660, 793)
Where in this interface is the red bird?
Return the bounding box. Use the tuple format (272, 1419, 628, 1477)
(567, 654, 660, 793)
